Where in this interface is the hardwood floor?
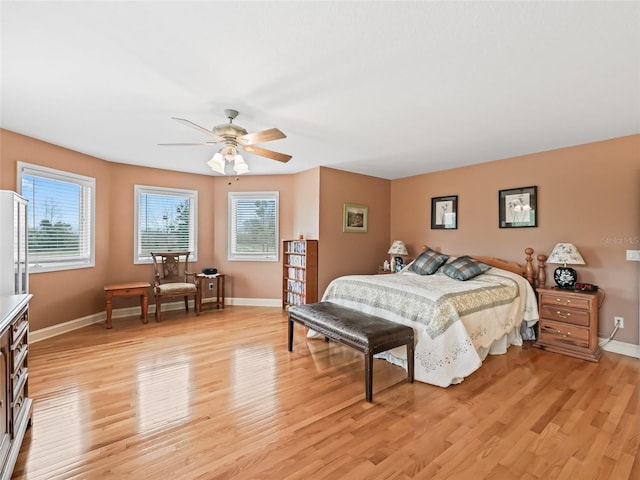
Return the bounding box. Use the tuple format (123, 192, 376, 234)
(13, 306, 640, 479)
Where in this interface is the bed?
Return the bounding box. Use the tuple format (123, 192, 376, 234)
(316, 246, 543, 387)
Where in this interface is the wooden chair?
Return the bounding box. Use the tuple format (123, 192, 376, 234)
(150, 251, 200, 321)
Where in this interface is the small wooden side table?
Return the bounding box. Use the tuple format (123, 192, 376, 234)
(104, 282, 150, 329)
(196, 274, 226, 311)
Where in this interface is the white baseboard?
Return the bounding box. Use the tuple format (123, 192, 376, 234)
(599, 337, 640, 359)
(29, 306, 640, 360)
(30, 311, 106, 343)
(225, 297, 281, 307)
(30, 298, 280, 343)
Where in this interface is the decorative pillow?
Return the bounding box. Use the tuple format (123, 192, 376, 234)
(409, 249, 450, 275)
(442, 255, 491, 281)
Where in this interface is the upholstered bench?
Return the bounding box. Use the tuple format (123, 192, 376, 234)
(287, 301, 414, 402)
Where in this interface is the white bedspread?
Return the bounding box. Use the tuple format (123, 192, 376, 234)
(318, 267, 539, 387)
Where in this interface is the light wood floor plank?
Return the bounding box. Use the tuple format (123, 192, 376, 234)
(11, 306, 640, 479)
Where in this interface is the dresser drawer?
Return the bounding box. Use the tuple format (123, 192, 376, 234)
(539, 292, 590, 311)
(11, 364, 28, 398)
(11, 315, 28, 351)
(12, 343, 28, 376)
(11, 387, 27, 434)
(538, 319, 590, 350)
(540, 305, 590, 327)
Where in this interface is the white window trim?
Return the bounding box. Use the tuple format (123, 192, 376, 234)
(17, 161, 96, 273)
(228, 191, 279, 262)
(134, 184, 198, 264)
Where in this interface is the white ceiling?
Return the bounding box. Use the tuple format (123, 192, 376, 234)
(1, 1, 639, 180)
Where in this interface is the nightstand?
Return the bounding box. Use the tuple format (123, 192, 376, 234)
(534, 287, 602, 362)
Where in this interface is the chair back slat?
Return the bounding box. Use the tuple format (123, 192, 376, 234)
(151, 251, 191, 284)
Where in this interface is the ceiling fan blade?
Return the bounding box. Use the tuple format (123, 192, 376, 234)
(237, 128, 286, 146)
(243, 145, 292, 163)
(171, 117, 223, 141)
(158, 142, 219, 146)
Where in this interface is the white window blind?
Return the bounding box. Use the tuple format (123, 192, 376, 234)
(228, 191, 279, 261)
(18, 162, 95, 272)
(134, 185, 197, 263)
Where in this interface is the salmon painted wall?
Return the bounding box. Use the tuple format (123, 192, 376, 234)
(0, 130, 295, 328)
(1, 130, 112, 330)
(106, 162, 217, 301)
(390, 135, 640, 346)
(211, 174, 295, 302)
(318, 167, 391, 297)
(3, 128, 638, 349)
(292, 167, 320, 240)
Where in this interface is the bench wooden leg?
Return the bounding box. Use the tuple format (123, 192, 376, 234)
(287, 317, 294, 352)
(365, 352, 373, 402)
(407, 340, 415, 383)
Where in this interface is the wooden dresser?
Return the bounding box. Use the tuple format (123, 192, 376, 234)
(0, 294, 32, 480)
(534, 287, 602, 362)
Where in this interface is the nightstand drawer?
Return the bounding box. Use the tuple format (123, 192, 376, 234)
(538, 292, 590, 310)
(540, 305, 589, 327)
(539, 320, 590, 350)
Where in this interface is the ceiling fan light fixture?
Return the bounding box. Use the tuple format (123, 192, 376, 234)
(220, 145, 237, 162)
(207, 152, 226, 174)
(233, 155, 250, 174)
(163, 109, 291, 174)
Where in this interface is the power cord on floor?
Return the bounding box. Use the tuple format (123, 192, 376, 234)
(599, 322, 619, 348)
(596, 287, 617, 347)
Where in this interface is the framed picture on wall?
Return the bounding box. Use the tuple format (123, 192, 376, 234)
(343, 203, 368, 233)
(431, 195, 458, 229)
(499, 186, 537, 228)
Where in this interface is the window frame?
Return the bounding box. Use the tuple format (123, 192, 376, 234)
(228, 191, 279, 262)
(134, 185, 198, 264)
(17, 161, 96, 273)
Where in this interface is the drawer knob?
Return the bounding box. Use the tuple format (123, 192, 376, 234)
(556, 298, 571, 305)
(556, 311, 571, 319)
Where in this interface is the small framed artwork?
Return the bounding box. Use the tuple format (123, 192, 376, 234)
(343, 203, 368, 233)
(499, 186, 537, 228)
(431, 195, 458, 229)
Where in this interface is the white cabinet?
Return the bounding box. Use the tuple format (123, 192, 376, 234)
(0, 191, 28, 295)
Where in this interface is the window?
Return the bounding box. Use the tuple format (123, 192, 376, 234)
(134, 185, 197, 263)
(228, 191, 279, 262)
(18, 162, 95, 272)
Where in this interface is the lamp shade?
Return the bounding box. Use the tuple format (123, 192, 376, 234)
(546, 243, 585, 266)
(547, 243, 585, 289)
(387, 240, 408, 256)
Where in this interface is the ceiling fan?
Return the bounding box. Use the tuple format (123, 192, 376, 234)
(160, 109, 291, 174)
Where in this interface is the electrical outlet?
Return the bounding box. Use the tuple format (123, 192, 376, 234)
(614, 316, 624, 329)
(626, 250, 640, 261)
(208, 282, 214, 291)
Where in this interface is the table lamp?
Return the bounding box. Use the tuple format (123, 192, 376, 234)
(546, 243, 585, 289)
(387, 240, 408, 272)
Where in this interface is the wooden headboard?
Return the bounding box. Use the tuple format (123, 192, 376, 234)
(420, 245, 547, 287)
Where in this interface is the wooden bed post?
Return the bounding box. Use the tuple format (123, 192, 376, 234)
(537, 254, 547, 287)
(524, 248, 535, 286)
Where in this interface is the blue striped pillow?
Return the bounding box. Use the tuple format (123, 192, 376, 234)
(442, 256, 491, 281)
(409, 249, 449, 275)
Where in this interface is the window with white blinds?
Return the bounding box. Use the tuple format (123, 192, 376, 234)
(134, 185, 197, 263)
(18, 162, 95, 272)
(228, 191, 279, 262)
